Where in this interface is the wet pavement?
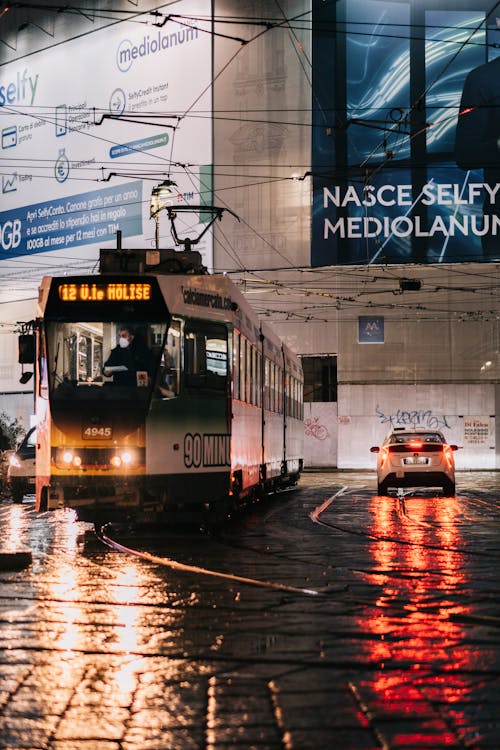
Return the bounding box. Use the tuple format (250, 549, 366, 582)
(0, 471, 499, 749)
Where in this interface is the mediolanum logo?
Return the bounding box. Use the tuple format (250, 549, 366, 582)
(116, 26, 199, 72)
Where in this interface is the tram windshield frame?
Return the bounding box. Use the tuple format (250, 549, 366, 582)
(42, 276, 170, 428)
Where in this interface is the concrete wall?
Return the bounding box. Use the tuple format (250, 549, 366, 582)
(303, 402, 338, 468)
(338, 384, 497, 470)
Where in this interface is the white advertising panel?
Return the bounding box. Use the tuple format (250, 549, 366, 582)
(0, 1, 212, 294)
(463, 416, 492, 448)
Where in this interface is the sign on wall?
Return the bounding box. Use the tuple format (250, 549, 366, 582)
(312, 0, 500, 266)
(0, 1, 212, 272)
(463, 416, 491, 447)
(358, 316, 384, 343)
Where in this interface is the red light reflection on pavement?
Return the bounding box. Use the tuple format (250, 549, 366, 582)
(352, 495, 484, 748)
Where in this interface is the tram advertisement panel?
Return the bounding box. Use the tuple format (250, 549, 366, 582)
(312, 0, 500, 265)
(0, 1, 212, 270)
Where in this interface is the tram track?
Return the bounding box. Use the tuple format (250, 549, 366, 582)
(95, 521, 325, 598)
(310, 486, 500, 560)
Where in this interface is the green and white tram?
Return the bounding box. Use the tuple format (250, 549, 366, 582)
(31, 247, 303, 523)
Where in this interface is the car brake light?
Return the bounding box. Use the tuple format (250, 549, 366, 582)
(408, 440, 423, 450)
(443, 444, 454, 469)
(379, 446, 389, 468)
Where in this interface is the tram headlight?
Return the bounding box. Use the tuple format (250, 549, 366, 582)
(59, 451, 82, 468)
(111, 451, 135, 468)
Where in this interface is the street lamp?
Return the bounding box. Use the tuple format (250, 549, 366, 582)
(150, 179, 177, 249)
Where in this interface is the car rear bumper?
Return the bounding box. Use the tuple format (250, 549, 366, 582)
(381, 471, 454, 488)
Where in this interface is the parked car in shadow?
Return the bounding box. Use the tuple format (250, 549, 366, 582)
(7, 427, 36, 503)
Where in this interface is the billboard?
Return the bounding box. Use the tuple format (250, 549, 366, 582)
(0, 1, 212, 285)
(312, 0, 500, 265)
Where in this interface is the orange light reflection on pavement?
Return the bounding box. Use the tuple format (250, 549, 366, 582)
(2, 504, 26, 553)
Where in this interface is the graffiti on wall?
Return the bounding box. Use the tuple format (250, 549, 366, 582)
(304, 416, 330, 441)
(375, 405, 451, 431)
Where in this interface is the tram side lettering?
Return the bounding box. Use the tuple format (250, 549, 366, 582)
(184, 433, 231, 468)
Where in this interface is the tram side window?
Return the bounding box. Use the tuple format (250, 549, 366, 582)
(156, 319, 181, 399)
(245, 340, 251, 404)
(256, 350, 262, 407)
(251, 347, 259, 405)
(240, 337, 246, 402)
(271, 363, 276, 412)
(233, 332, 240, 400)
(278, 365, 283, 414)
(38, 328, 48, 400)
(266, 360, 271, 411)
(184, 322, 228, 392)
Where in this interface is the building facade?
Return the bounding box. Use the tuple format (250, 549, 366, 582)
(0, 1, 498, 469)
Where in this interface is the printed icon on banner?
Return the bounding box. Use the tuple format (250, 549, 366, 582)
(55, 104, 67, 137)
(54, 148, 70, 183)
(2, 126, 17, 150)
(109, 88, 126, 115)
(2, 174, 17, 193)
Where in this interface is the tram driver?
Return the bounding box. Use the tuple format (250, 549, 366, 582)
(103, 326, 154, 387)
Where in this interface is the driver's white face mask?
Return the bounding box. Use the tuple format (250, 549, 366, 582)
(118, 336, 130, 348)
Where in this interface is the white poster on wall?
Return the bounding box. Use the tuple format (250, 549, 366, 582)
(463, 416, 491, 447)
(0, 1, 212, 290)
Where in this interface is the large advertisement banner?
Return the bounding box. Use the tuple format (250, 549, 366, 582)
(0, 1, 212, 279)
(312, 0, 500, 265)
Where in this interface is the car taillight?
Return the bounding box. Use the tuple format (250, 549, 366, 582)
(379, 446, 389, 468)
(443, 444, 454, 469)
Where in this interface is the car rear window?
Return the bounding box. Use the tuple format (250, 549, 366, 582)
(389, 433, 444, 444)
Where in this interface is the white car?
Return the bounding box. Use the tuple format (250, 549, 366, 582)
(370, 427, 459, 496)
(7, 427, 36, 503)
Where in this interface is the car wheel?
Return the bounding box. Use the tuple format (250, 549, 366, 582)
(443, 480, 455, 496)
(377, 481, 388, 495)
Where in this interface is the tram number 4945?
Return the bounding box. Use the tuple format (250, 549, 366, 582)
(83, 426, 113, 439)
(184, 432, 231, 468)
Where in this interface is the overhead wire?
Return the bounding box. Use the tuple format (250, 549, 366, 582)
(0, 5, 498, 308)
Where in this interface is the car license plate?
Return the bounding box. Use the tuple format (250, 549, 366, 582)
(403, 456, 429, 465)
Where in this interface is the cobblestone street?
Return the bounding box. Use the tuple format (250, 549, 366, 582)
(0, 472, 499, 749)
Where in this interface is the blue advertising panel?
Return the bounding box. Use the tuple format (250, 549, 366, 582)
(312, 0, 500, 265)
(0, 182, 142, 257)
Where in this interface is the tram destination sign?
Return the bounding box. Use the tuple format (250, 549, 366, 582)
(57, 282, 152, 302)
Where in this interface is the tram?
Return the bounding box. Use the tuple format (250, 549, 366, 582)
(28, 245, 303, 524)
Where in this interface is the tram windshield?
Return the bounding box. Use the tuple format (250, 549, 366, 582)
(46, 320, 167, 403)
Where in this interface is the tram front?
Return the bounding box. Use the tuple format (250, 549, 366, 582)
(36, 276, 169, 520)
